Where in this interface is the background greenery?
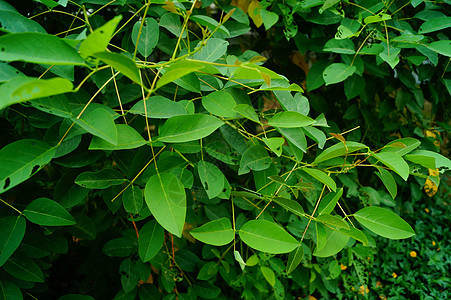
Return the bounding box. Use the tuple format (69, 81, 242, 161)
(0, 0, 450, 299)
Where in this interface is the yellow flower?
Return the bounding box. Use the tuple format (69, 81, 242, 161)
(432, 241, 436, 246)
(392, 272, 397, 278)
(358, 285, 369, 295)
(410, 251, 417, 257)
(424, 208, 430, 213)
(340, 264, 347, 270)
(376, 281, 383, 288)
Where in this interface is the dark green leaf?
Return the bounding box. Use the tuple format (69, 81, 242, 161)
(75, 169, 127, 189)
(129, 96, 188, 119)
(138, 220, 164, 262)
(132, 18, 159, 58)
(0, 216, 26, 267)
(24, 197, 76, 226)
(0, 139, 56, 193)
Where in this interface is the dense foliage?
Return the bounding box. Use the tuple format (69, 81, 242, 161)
(0, 0, 449, 299)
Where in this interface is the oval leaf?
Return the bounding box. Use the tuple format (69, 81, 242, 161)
(314, 141, 367, 164)
(159, 114, 223, 143)
(129, 96, 187, 119)
(190, 218, 234, 246)
(354, 207, 415, 239)
(0, 139, 56, 193)
(0, 216, 26, 267)
(144, 173, 186, 237)
(138, 220, 164, 262)
(373, 152, 409, 181)
(239, 220, 298, 254)
(24, 197, 76, 226)
(303, 168, 337, 192)
(72, 108, 118, 145)
(75, 169, 127, 189)
(268, 111, 315, 128)
(89, 124, 146, 150)
(0, 32, 84, 65)
(197, 161, 225, 199)
(202, 91, 237, 118)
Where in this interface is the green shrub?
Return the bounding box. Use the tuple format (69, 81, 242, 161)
(0, 0, 449, 299)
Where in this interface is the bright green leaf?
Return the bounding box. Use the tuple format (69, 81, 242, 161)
(303, 168, 337, 192)
(190, 218, 234, 246)
(72, 108, 118, 145)
(323, 63, 356, 85)
(233, 104, 260, 123)
(159, 114, 223, 143)
(202, 91, 237, 118)
(0, 32, 84, 65)
(314, 141, 367, 164)
(132, 18, 159, 58)
(94, 51, 141, 83)
(144, 173, 186, 237)
(122, 185, 143, 214)
(286, 243, 304, 274)
(272, 197, 304, 216)
(313, 223, 349, 257)
(317, 188, 343, 215)
(375, 167, 397, 199)
(89, 124, 146, 150)
(268, 111, 315, 128)
(418, 17, 451, 34)
(239, 220, 298, 254)
(197, 161, 225, 199)
(260, 266, 276, 287)
(239, 144, 272, 175)
(373, 152, 409, 181)
(129, 96, 188, 119)
(24, 197, 75, 226)
(354, 207, 415, 239)
(157, 60, 206, 89)
(0, 77, 73, 110)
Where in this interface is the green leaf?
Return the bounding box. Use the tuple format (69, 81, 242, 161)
(23, 197, 76, 226)
(315, 214, 349, 229)
(102, 237, 135, 257)
(3, 253, 44, 282)
(404, 150, 451, 172)
(239, 220, 298, 254)
(322, 63, 356, 85)
(379, 43, 401, 68)
(132, 18, 159, 58)
(323, 38, 355, 54)
(190, 218, 234, 246)
(307, 60, 328, 91)
(159, 12, 186, 38)
(234, 250, 246, 271)
(0, 280, 22, 300)
(364, 13, 391, 24)
(72, 108, 118, 145)
(303, 126, 327, 149)
(313, 223, 349, 257)
(0, 32, 84, 65)
(317, 188, 343, 215)
(303, 168, 336, 192)
(375, 167, 397, 199)
(75, 169, 127, 189)
(79, 15, 122, 62)
(426, 40, 451, 57)
(89, 124, 146, 150)
(174, 73, 201, 92)
(272, 197, 304, 216)
(0, 77, 74, 110)
(314, 141, 367, 164)
(129, 96, 188, 119)
(202, 91, 237, 118)
(144, 173, 186, 237)
(190, 15, 230, 36)
(0, 63, 26, 83)
(0, 10, 45, 33)
(380, 137, 420, 156)
(268, 111, 315, 128)
(354, 207, 415, 239)
(262, 137, 284, 157)
(373, 152, 409, 181)
(29, 94, 73, 118)
(233, 104, 260, 123)
(277, 127, 307, 153)
(260, 9, 279, 30)
(286, 243, 304, 274)
(0, 216, 26, 267)
(159, 114, 223, 143)
(197, 161, 225, 199)
(338, 227, 369, 246)
(260, 266, 276, 287)
(157, 60, 206, 89)
(0, 139, 56, 193)
(122, 185, 143, 214)
(138, 220, 164, 262)
(418, 17, 451, 34)
(193, 38, 229, 62)
(239, 144, 272, 175)
(94, 51, 141, 84)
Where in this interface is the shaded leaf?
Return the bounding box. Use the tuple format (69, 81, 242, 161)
(24, 197, 76, 226)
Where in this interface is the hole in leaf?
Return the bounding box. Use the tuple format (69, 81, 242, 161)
(203, 181, 209, 191)
(120, 271, 127, 276)
(100, 30, 104, 34)
(32, 165, 40, 174)
(1, 48, 5, 52)
(222, 188, 227, 193)
(3, 178, 10, 189)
